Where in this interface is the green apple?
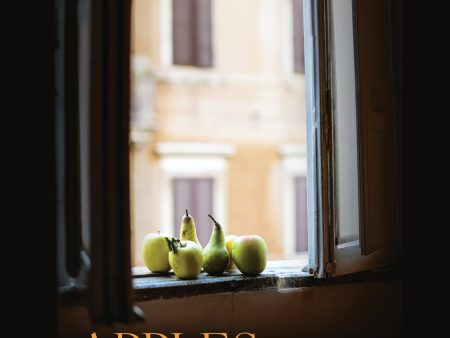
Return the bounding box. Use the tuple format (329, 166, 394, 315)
(225, 234, 238, 269)
(166, 237, 203, 279)
(141, 232, 172, 273)
(232, 235, 267, 275)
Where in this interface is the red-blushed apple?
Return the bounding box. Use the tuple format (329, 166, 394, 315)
(232, 235, 267, 275)
(166, 237, 203, 279)
(141, 232, 172, 273)
(225, 234, 238, 269)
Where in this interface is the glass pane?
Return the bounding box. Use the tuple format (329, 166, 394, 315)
(330, 0, 360, 245)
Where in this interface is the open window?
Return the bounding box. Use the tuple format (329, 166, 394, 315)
(333, 0, 400, 275)
(56, 0, 401, 327)
(305, 0, 400, 277)
(56, 0, 142, 323)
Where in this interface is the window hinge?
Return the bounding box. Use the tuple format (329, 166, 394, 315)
(325, 262, 336, 275)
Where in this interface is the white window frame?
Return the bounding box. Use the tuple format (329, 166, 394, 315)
(156, 142, 234, 237)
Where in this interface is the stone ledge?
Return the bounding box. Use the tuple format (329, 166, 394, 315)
(58, 260, 401, 305)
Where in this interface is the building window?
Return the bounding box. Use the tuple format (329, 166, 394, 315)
(292, 0, 305, 73)
(172, 0, 213, 67)
(280, 144, 307, 257)
(173, 178, 214, 246)
(294, 176, 308, 252)
(156, 142, 234, 243)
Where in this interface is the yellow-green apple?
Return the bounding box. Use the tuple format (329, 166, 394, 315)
(166, 237, 203, 279)
(225, 234, 238, 269)
(141, 232, 172, 273)
(232, 235, 267, 275)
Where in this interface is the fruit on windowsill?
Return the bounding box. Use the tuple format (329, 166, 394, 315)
(141, 232, 171, 273)
(232, 235, 267, 275)
(166, 237, 203, 279)
(202, 215, 230, 275)
(225, 234, 238, 269)
(180, 209, 202, 249)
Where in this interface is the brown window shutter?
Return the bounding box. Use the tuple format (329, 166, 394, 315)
(173, 0, 213, 67)
(292, 0, 305, 73)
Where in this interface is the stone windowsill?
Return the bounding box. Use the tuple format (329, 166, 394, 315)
(59, 260, 400, 305)
(132, 260, 310, 301)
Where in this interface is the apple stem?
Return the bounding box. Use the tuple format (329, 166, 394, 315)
(186, 209, 189, 217)
(165, 237, 173, 252)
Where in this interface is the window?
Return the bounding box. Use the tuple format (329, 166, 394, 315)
(294, 176, 308, 252)
(292, 0, 305, 73)
(173, 178, 214, 245)
(330, 0, 360, 247)
(154, 142, 232, 254)
(280, 144, 308, 258)
(172, 0, 213, 67)
(56, 0, 401, 327)
(304, 0, 400, 277)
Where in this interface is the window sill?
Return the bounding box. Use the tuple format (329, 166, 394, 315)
(59, 260, 400, 305)
(132, 260, 310, 301)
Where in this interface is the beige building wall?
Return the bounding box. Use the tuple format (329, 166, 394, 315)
(131, 0, 306, 266)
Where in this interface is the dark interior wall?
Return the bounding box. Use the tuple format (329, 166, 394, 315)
(9, 0, 58, 336)
(60, 280, 401, 338)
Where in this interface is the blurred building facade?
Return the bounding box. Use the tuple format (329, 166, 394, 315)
(130, 0, 307, 266)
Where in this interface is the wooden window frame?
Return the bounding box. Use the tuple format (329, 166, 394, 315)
(305, 0, 401, 277)
(59, 0, 143, 324)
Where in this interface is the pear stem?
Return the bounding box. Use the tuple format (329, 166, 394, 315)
(208, 214, 219, 226)
(186, 209, 189, 217)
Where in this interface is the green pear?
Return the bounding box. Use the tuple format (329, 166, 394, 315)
(180, 209, 202, 248)
(166, 237, 203, 279)
(202, 214, 230, 275)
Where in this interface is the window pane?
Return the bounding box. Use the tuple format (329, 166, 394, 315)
(330, 0, 360, 245)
